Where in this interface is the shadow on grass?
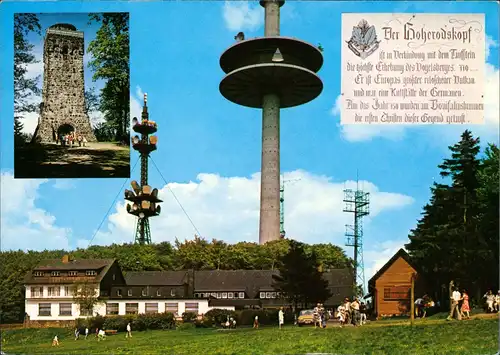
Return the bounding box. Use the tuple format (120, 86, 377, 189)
(14, 143, 130, 179)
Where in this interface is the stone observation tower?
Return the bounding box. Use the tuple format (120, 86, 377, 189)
(219, 0, 323, 244)
(33, 23, 96, 143)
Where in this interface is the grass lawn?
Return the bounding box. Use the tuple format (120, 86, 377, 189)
(2, 317, 498, 355)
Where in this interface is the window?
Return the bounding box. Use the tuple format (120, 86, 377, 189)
(228, 292, 234, 299)
(68, 271, 78, 276)
(142, 288, 148, 296)
(194, 293, 199, 298)
(216, 293, 221, 299)
(271, 292, 276, 299)
(59, 303, 72, 316)
(170, 289, 176, 297)
(165, 302, 178, 315)
(51, 271, 60, 277)
(106, 303, 119, 315)
(128, 289, 132, 296)
(145, 303, 158, 314)
(31, 287, 43, 298)
(266, 292, 272, 298)
(210, 292, 217, 298)
(259, 292, 265, 299)
(222, 293, 227, 299)
(86, 270, 97, 276)
(113, 274, 116, 281)
(383, 286, 411, 301)
(185, 302, 199, 314)
(38, 303, 51, 316)
(34, 271, 44, 277)
(125, 303, 139, 314)
(117, 289, 122, 297)
(64, 286, 72, 296)
(156, 289, 161, 296)
(239, 292, 245, 299)
(48, 287, 60, 297)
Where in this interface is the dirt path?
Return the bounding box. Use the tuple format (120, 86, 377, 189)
(15, 142, 131, 178)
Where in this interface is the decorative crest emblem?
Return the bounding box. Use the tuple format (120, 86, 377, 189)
(346, 19, 380, 59)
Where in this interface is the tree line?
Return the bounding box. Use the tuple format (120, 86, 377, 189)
(0, 238, 351, 323)
(405, 130, 499, 305)
(13, 13, 130, 145)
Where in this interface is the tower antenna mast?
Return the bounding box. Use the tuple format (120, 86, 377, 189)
(279, 175, 300, 238)
(125, 94, 163, 244)
(343, 173, 370, 295)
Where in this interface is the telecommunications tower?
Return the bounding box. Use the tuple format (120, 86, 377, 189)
(124, 94, 163, 245)
(343, 179, 370, 295)
(219, 0, 323, 245)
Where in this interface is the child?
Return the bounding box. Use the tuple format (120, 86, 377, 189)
(85, 327, 89, 339)
(52, 335, 59, 346)
(253, 315, 259, 329)
(126, 322, 132, 338)
(74, 327, 80, 340)
(98, 329, 106, 341)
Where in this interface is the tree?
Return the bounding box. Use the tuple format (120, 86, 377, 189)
(14, 14, 41, 145)
(273, 240, 331, 312)
(72, 280, 103, 316)
(406, 130, 488, 303)
(87, 13, 130, 144)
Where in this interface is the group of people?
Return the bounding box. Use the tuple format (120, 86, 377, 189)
(483, 289, 500, 313)
(52, 323, 132, 346)
(414, 294, 437, 318)
(336, 297, 367, 327)
(57, 132, 87, 148)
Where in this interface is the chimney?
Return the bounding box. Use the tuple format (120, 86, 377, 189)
(62, 254, 71, 263)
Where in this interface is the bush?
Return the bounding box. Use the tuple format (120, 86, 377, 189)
(203, 309, 237, 327)
(77, 312, 176, 333)
(182, 312, 197, 323)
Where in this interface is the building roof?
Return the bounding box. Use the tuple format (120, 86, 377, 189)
(367, 248, 418, 292)
(124, 271, 189, 286)
(194, 270, 278, 297)
(24, 258, 116, 284)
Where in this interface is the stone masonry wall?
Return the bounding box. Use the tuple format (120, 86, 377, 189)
(34, 25, 97, 143)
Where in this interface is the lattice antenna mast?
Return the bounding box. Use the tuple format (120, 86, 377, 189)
(279, 176, 301, 238)
(343, 176, 370, 295)
(125, 93, 163, 245)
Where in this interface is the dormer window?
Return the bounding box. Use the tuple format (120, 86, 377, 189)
(51, 271, 60, 277)
(86, 270, 97, 276)
(34, 271, 44, 277)
(142, 289, 147, 296)
(170, 289, 176, 297)
(156, 290, 161, 296)
(68, 271, 78, 276)
(117, 289, 122, 297)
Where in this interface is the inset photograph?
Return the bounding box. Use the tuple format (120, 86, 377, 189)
(14, 13, 130, 178)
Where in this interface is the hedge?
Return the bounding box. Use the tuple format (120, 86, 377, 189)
(74, 308, 295, 332)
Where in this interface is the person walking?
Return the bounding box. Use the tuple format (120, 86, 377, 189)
(359, 302, 367, 325)
(52, 335, 59, 346)
(351, 298, 360, 326)
(460, 289, 471, 319)
(278, 307, 284, 329)
(85, 327, 89, 339)
(126, 322, 132, 338)
(447, 288, 462, 320)
(74, 327, 80, 340)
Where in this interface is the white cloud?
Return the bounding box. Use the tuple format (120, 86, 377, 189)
(333, 36, 500, 143)
(52, 179, 76, 190)
(222, 1, 263, 32)
(82, 170, 414, 249)
(0, 172, 72, 251)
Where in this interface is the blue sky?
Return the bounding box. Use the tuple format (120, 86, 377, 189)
(0, 1, 498, 283)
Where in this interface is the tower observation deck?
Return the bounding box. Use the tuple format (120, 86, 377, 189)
(219, 0, 323, 244)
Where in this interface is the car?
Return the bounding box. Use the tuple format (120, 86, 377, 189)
(297, 309, 315, 326)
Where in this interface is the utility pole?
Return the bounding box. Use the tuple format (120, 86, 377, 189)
(343, 175, 370, 296)
(124, 93, 163, 245)
(279, 175, 300, 238)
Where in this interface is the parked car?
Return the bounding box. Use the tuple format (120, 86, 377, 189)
(297, 309, 314, 326)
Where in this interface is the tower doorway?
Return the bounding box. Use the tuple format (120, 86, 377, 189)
(57, 123, 74, 136)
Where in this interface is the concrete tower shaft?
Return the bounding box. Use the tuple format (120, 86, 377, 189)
(219, 0, 323, 245)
